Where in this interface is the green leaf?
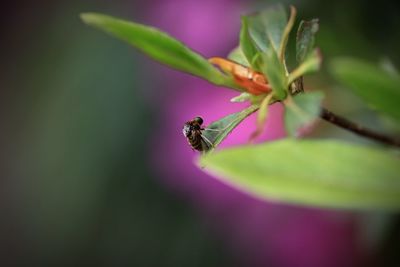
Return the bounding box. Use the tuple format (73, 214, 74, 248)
(230, 92, 252, 103)
(200, 139, 400, 211)
(203, 105, 259, 149)
(246, 5, 288, 53)
(261, 50, 287, 100)
(296, 19, 319, 63)
(250, 94, 274, 141)
(81, 13, 237, 89)
(284, 91, 324, 136)
(330, 58, 400, 123)
(288, 49, 322, 84)
(379, 57, 399, 76)
(227, 46, 250, 66)
(279, 6, 296, 62)
(239, 17, 262, 70)
(243, 5, 292, 100)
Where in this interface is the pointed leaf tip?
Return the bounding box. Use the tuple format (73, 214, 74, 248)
(202, 105, 259, 150)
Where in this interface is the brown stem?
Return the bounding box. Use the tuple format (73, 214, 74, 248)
(320, 108, 400, 148)
(292, 77, 400, 147)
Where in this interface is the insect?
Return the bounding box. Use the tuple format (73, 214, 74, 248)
(208, 57, 272, 95)
(182, 117, 214, 152)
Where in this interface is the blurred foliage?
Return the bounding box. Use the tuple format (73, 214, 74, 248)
(330, 58, 400, 123)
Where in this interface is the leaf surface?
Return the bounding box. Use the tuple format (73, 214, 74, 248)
(284, 91, 324, 136)
(203, 105, 259, 149)
(330, 58, 400, 123)
(81, 13, 238, 88)
(200, 139, 400, 210)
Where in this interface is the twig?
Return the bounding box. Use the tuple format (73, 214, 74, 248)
(320, 108, 400, 148)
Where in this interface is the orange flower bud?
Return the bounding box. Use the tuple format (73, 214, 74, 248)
(209, 57, 271, 95)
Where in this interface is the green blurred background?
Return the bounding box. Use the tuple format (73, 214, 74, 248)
(1, 0, 399, 266)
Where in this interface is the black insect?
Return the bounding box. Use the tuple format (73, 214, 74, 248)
(182, 117, 213, 152)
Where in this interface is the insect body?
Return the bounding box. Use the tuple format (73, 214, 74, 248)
(208, 57, 272, 95)
(182, 117, 212, 152)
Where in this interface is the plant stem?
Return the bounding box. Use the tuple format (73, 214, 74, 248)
(320, 108, 400, 148)
(293, 77, 400, 147)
